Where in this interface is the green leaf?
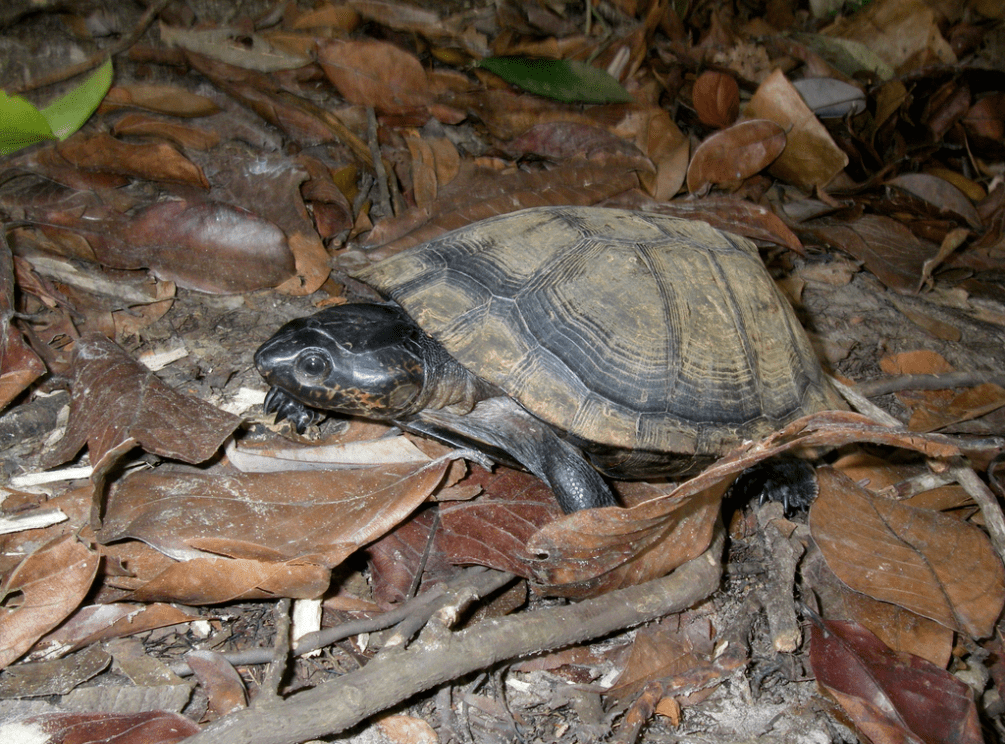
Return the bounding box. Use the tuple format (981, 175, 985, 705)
(0, 90, 55, 156)
(0, 58, 113, 157)
(41, 57, 114, 140)
(478, 57, 633, 104)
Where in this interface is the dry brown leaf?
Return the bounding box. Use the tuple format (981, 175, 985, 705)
(0, 536, 99, 669)
(97, 460, 450, 568)
(56, 133, 210, 188)
(405, 132, 438, 208)
(317, 38, 432, 114)
(114, 555, 332, 604)
(367, 507, 455, 606)
(529, 412, 960, 596)
(745, 69, 848, 190)
(646, 197, 803, 253)
(801, 215, 940, 293)
(821, 0, 957, 71)
(907, 383, 1005, 432)
(358, 158, 641, 259)
(42, 334, 241, 473)
(887, 173, 982, 230)
(111, 113, 222, 151)
(14, 711, 201, 743)
(804, 546, 953, 667)
(102, 85, 221, 117)
(31, 603, 200, 658)
(186, 650, 247, 718)
(811, 467, 1004, 638)
(438, 467, 562, 577)
(692, 71, 740, 128)
(375, 714, 439, 744)
(686, 119, 786, 193)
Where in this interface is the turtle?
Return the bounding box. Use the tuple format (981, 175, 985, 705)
(254, 206, 844, 513)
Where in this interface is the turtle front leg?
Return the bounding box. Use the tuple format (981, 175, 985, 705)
(263, 387, 326, 433)
(411, 397, 618, 513)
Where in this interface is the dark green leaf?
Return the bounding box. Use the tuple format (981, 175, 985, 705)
(479, 57, 632, 104)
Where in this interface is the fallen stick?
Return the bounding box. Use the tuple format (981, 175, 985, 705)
(187, 524, 726, 744)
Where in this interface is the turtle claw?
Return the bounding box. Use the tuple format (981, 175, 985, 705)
(733, 458, 819, 514)
(263, 387, 324, 433)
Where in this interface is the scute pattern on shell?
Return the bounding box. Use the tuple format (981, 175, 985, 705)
(356, 207, 836, 456)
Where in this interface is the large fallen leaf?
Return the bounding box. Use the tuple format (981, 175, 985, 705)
(42, 334, 241, 472)
(745, 69, 848, 190)
(810, 468, 1004, 638)
(0, 238, 45, 412)
(101, 84, 221, 117)
(367, 506, 455, 606)
(887, 172, 982, 230)
(111, 555, 332, 604)
(686, 119, 785, 193)
(810, 620, 981, 743)
(14, 710, 201, 743)
(821, 0, 957, 71)
(317, 38, 432, 114)
(801, 214, 941, 293)
(439, 467, 562, 577)
(97, 459, 450, 568)
(528, 412, 961, 597)
(0, 536, 99, 669)
(56, 132, 209, 188)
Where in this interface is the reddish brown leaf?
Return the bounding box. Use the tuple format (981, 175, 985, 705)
(17, 711, 200, 743)
(97, 460, 450, 568)
(964, 92, 1005, 140)
(810, 468, 1004, 638)
(32, 603, 200, 658)
(529, 412, 960, 596)
(111, 113, 221, 151)
(692, 71, 739, 128)
(0, 536, 99, 669)
(647, 197, 803, 252)
(102, 84, 221, 117)
(0, 238, 45, 411)
(810, 620, 981, 744)
(56, 133, 209, 188)
(367, 507, 455, 606)
(438, 467, 561, 577)
(121, 199, 297, 294)
(317, 38, 432, 114)
(42, 334, 241, 473)
(114, 556, 332, 604)
(686, 119, 786, 193)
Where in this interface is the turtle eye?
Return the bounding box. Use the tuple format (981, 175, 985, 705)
(296, 352, 331, 379)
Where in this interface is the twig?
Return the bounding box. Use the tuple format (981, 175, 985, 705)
(261, 598, 291, 699)
(951, 458, 1005, 566)
(168, 566, 511, 677)
(185, 524, 726, 744)
(828, 376, 902, 427)
(12, 0, 172, 95)
(855, 371, 1005, 399)
(756, 502, 803, 653)
(367, 107, 394, 218)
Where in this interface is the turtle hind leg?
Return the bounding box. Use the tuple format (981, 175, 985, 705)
(731, 458, 818, 513)
(409, 397, 618, 513)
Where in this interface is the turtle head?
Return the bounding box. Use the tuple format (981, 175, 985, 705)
(254, 303, 427, 426)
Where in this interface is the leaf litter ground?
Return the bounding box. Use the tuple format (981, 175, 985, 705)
(2, 0, 1005, 742)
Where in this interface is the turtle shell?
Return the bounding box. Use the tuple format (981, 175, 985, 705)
(355, 207, 839, 460)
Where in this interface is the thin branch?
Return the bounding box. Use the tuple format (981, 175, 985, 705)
(186, 525, 726, 744)
(855, 371, 1005, 399)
